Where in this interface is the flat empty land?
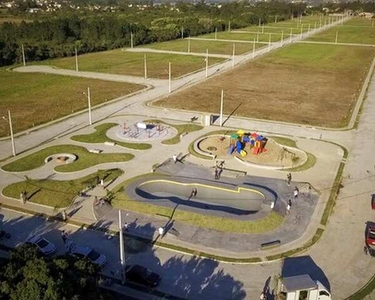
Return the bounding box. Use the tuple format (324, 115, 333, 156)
(155, 44, 374, 127)
(144, 39, 259, 55)
(307, 18, 375, 44)
(44, 50, 224, 79)
(0, 69, 144, 136)
(198, 31, 283, 43)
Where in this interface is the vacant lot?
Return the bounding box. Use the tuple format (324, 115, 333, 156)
(198, 31, 283, 43)
(155, 44, 374, 128)
(307, 19, 375, 44)
(0, 69, 144, 136)
(144, 38, 258, 55)
(44, 50, 224, 79)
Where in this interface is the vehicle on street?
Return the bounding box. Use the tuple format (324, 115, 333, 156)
(125, 264, 161, 287)
(66, 241, 107, 267)
(366, 224, 375, 248)
(25, 235, 57, 255)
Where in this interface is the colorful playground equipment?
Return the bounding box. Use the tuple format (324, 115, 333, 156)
(228, 130, 267, 156)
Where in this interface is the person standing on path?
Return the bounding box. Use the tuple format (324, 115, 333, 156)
(214, 166, 219, 180)
(61, 230, 68, 244)
(172, 154, 177, 163)
(190, 187, 197, 198)
(294, 186, 299, 199)
(286, 199, 292, 215)
(287, 173, 292, 186)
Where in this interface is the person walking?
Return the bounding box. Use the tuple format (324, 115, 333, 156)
(172, 154, 177, 163)
(287, 173, 292, 186)
(294, 186, 299, 199)
(191, 187, 197, 198)
(61, 230, 68, 244)
(286, 199, 292, 215)
(214, 166, 219, 180)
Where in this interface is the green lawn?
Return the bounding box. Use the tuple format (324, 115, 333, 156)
(112, 174, 284, 234)
(307, 22, 375, 44)
(2, 169, 123, 208)
(71, 123, 152, 150)
(144, 39, 257, 55)
(198, 31, 282, 43)
(2, 145, 134, 172)
(41, 50, 224, 79)
(343, 17, 374, 27)
(144, 119, 203, 145)
(0, 68, 144, 137)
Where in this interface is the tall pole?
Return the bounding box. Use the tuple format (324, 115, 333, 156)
(232, 44, 235, 67)
(75, 46, 79, 72)
(268, 34, 271, 52)
(275, 15, 277, 23)
(256, 31, 259, 42)
(300, 28, 303, 38)
(144, 54, 147, 79)
(258, 18, 261, 27)
(188, 37, 191, 53)
(228, 21, 231, 32)
(252, 39, 255, 58)
(262, 24, 264, 33)
(215, 27, 217, 40)
(5, 111, 16, 157)
(220, 90, 224, 127)
(181, 26, 184, 39)
(205, 49, 209, 78)
(21, 44, 26, 66)
(335, 30, 338, 44)
(118, 210, 125, 284)
(130, 32, 133, 49)
(168, 62, 171, 93)
(87, 87, 92, 125)
(281, 30, 284, 45)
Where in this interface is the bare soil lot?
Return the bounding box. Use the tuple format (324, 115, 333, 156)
(155, 44, 374, 127)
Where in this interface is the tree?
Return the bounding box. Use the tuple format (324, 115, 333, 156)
(0, 244, 110, 300)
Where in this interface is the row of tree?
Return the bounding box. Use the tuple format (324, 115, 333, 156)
(0, 1, 306, 67)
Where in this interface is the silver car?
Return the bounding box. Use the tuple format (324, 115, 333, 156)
(66, 241, 107, 267)
(26, 235, 57, 256)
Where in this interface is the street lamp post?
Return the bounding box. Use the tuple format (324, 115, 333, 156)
(83, 87, 92, 125)
(168, 62, 171, 93)
(118, 210, 125, 284)
(2, 111, 16, 156)
(205, 49, 209, 78)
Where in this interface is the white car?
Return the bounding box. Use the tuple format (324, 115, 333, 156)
(25, 235, 57, 255)
(66, 241, 107, 268)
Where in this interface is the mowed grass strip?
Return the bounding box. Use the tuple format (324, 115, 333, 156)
(1, 145, 134, 172)
(43, 50, 224, 79)
(144, 38, 256, 55)
(198, 31, 281, 43)
(0, 69, 144, 137)
(112, 175, 284, 234)
(2, 169, 123, 208)
(155, 44, 374, 128)
(307, 19, 375, 44)
(71, 123, 152, 150)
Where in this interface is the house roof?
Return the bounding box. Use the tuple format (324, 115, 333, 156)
(282, 275, 317, 292)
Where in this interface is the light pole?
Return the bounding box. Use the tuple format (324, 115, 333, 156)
(75, 46, 79, 72)
(220, 90, 224, 127)
(168, 62, 171, 93)
(130, 32, 134, 49)
(335, 30, 338, 44)
(205, 49, 209, 78)
(281, 30, 284, 45)
(2, 111, 16, 157)
(187, 37, 191, 53)
(215, 27, 217, 40)
(118, 210, 125, 284)
(232, 44, 235, 67)
(83, 87, 92, 125)
(21, 44, 26, 66)
(252, 39, 255, 58)
(144, 54, 147, 79)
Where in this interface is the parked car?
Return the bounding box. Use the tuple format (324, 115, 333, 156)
(366, 224, 375, 249)
(25, 235, 57, 255)
(125, 264, 161, 287)
(66, 241, 107, 268)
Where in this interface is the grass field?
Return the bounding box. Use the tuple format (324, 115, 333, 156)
(112, 174, 284, 234)
(307, 18, 375, 44)
(0, 16, 32, 24)
(43, 50, 224, 79)
(155, 44, 374, 128)
(198, 31, 284, 43)
(2, 169, 123, 208)
(343, 17, 374, 27)
(1, 145, 134, 172)
(71, 123, 152, 150)
(144, 38, 259, 55)
(0, 69, 144, 137)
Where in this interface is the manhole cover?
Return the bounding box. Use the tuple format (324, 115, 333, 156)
(207, 146, 217, 151)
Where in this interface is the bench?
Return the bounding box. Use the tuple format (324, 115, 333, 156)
(260, 240, 281, 250)
(89, 149, 102, 154)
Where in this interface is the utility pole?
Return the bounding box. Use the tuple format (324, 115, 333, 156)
(252, 39, 255, 58)
(258, 18, 261, 27)
(228, 21, 231, 32)
(144, 54, 147, 79)
(168, 62, 171, 93)
(262, 24, 264, 33)
(181, 26, 184, 39)
(281, 30, 284, 45)
(215, 27, 217, 40)
(220, 90, 224, 127)
(268, 34, 271, 52)
(130, 32, 134, 49)
(118, 210, 125, 284)
(300, 28, 303, 38)
(2, 111, 16, 157)
(83, 87, 92, 125)
(188, 37, 191, 53)
(232, 44, 235, 67)
(21, 44, 26, 66)
(335, 30, 338, 44)
(75, 46, 79, 72)
(205, 49, 209, 78)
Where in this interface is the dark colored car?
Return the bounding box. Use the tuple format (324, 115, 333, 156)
(125, 264, 161, 287)
(366, 225, 375, 249)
